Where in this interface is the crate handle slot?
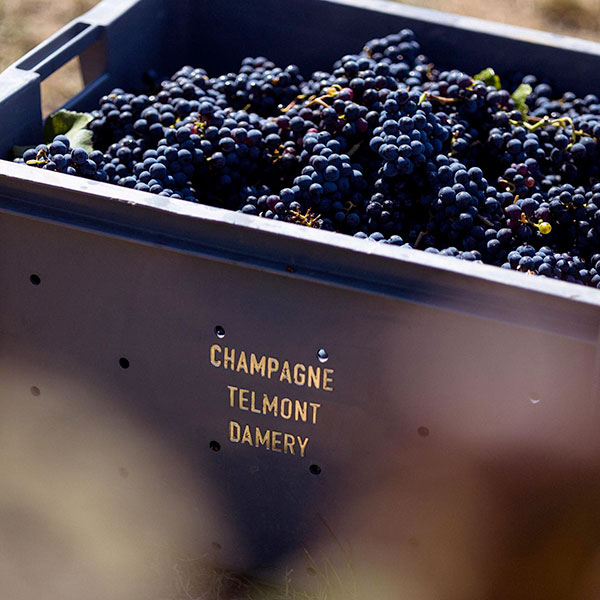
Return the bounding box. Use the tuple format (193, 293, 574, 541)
(0, 18, 110, 153)
(14, 22, 105, 81)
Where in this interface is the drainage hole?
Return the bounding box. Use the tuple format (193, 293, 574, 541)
(209, 440, 221, 452)
(30, 274, 41, 285)
(30, 386, 41, 396)
(214, 325, 225, 339)
(119, 357, 130, 369)
(309, 464, 321, 475)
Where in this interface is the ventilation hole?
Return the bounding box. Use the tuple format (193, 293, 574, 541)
(30, 274, 41, 285)
(209, 440, 221, 452)
(30, 386, 41, 397)
(119, 357, 130, 369)
(417, 426, 430, 437)
(119, 467, 129, 478)
(212, 542, 222, 551)
(214, 325, 225, 339)
(316, 348, 328, 363)
(309, 464, 321, 475)
(40, 55, 86, 119)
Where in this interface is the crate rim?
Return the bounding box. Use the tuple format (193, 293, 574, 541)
(326, 0, 600, 56)
(2, 159, 600, 336)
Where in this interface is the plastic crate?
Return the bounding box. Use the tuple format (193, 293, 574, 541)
(1, 2, 600, 599)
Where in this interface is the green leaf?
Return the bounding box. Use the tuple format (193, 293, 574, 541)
(11, 144, 34, 159)
(43, 109, 94, 151)
(474, 67, 501, 90)
(67, 128, 94, 153)
(511, 83, 533, 116)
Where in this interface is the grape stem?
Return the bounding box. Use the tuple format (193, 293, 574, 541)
(289, 207, 321, 228)
(427, 93, 465, 105)
(478, 214, 495, 228)
(509, 115, 593, 144)
(414, 230, 427, 249)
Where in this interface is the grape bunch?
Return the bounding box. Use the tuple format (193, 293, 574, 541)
(20, 136, 108, 182)
(15, 28, 600, 288)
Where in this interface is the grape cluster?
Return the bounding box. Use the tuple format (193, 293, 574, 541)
(15, 28, 600, 288)
(19, 136, 107, 182)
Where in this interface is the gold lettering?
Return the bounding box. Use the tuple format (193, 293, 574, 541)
(263, 393, 278, 416)
(294, 400, 307, 422)
(280, 361, 292, 383)
(255, 427, 270, 449)
(249, 390, 261, 414)
(307, 365, 321, 389)
(227, 385, 238, 407)
(283, 433, 295, 454)
(309, 402, 321, 425)
(267, 357, 279, 378)
(238, 388, 249, 411)
(241, 425, 253, 445)
(228, 386, 321, 425)
(210, 344, 222, 367)
(250, 354, 266, 376)
(297, 436, 309, 457)
(224, 346, 235, 370)
(271, 430, 282, 452)
(280, 397, 292, 419)
(236, 350, 248, 373)
(293, 362, 306, 386)
(323, 368, 334, 391)
(230, 421, 309, 458)
(212, 341, 336, 395)
(229, 420, 240, 442)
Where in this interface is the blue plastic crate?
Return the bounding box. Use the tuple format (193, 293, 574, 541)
(1, 2, 600, 599)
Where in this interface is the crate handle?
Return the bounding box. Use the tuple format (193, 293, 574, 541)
(13, 22, 105, 81)
(0, 19, 109, 151)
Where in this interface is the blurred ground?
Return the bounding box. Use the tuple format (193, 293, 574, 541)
(402, 0, 600, 37)
(1, 0, 600, 115)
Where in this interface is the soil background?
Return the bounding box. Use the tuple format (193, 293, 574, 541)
(0, 0, 599, 114)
